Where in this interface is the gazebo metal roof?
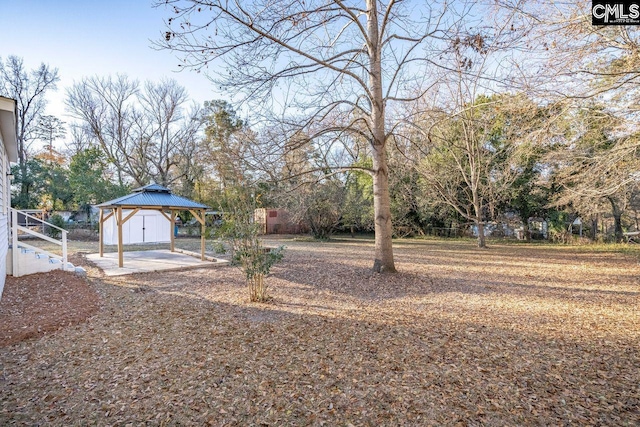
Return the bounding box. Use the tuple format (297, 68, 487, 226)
(97, 184, 208, 210)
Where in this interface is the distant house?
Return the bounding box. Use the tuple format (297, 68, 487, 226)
(55, 210, 74, 222)
(254, 208, 307, 235)
(72, 206, 100, 224)
(0, 97, 19, 298)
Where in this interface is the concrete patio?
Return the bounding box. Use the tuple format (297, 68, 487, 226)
(87, 249, 229, 276)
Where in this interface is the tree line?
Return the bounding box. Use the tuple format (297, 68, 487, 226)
(2, 1, 639, 272)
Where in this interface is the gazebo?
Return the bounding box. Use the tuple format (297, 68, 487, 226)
(97, 184, 208, 268)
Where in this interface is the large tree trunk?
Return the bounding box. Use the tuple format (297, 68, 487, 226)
(590, 215, 598, 241)
(476, 219, 486, 248)
(18, 163, 29, 206)
(472, 191, 487, 248)
(368, 0, 396, 273)
(613, 215, 623, 242)
(607, 197, 624, 242)
(613, 213, 623, 242)
(522, 220, 530, 241)
(17, 120, 30, 205)
(371, 145, 396, 272)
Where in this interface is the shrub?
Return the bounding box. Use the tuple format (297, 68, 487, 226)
(233, 242, 284, 302)
(211, 240, 227, 254)
(215, 187, 285, 302)
(47, 214, 67, 239)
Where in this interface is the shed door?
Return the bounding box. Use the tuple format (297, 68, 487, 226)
(143, 215, 158, 242)
(128, 216, 144, 244)
(128, 214, 158, 243)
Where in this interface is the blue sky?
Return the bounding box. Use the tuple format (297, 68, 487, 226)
(1, 0, 220, 123)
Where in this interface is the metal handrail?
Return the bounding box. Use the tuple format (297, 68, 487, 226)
(13, 208, 67, 233)
(10, 207, 68, 275)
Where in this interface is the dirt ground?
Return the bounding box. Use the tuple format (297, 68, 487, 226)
(0, 238, 638, 426)
(0, 267, 98, 347)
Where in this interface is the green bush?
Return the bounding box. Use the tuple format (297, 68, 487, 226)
(47, 214, 67, 239)
(211, 240, 227, 254)
(215, 187, 285, 302)
(233, 243, 285, 302)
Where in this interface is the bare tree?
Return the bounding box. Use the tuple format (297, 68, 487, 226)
(66, 75, 203, 188)
(66, 75, 141, 186)
(396, 5, 537, 248)
(155, 0, 494, 272)
(498, 1, 640, 104)
(64, 123, 97, 157)
(417, 101, 498, 248)
(139, 79, 203, 186)
(0, 55, 59, 198)
(298, 178, 346, 240)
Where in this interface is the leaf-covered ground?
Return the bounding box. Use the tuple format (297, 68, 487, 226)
(0, 267, 99, 347)
(0, 238, 638, 426)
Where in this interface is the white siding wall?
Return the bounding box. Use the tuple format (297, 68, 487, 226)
(0, 134, 7, 298)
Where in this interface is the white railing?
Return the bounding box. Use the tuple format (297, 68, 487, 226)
(10, 207, 68, 275)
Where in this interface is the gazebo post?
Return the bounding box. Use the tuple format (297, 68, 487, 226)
(117, 206, 124, 268)
(200, 208, 205, 261)
(190, 208, 206, 261)
(99, 208, 104, 257)
(170, 210, 176, 253)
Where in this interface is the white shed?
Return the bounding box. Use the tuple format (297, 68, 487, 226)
(102, 209, 171, 245)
